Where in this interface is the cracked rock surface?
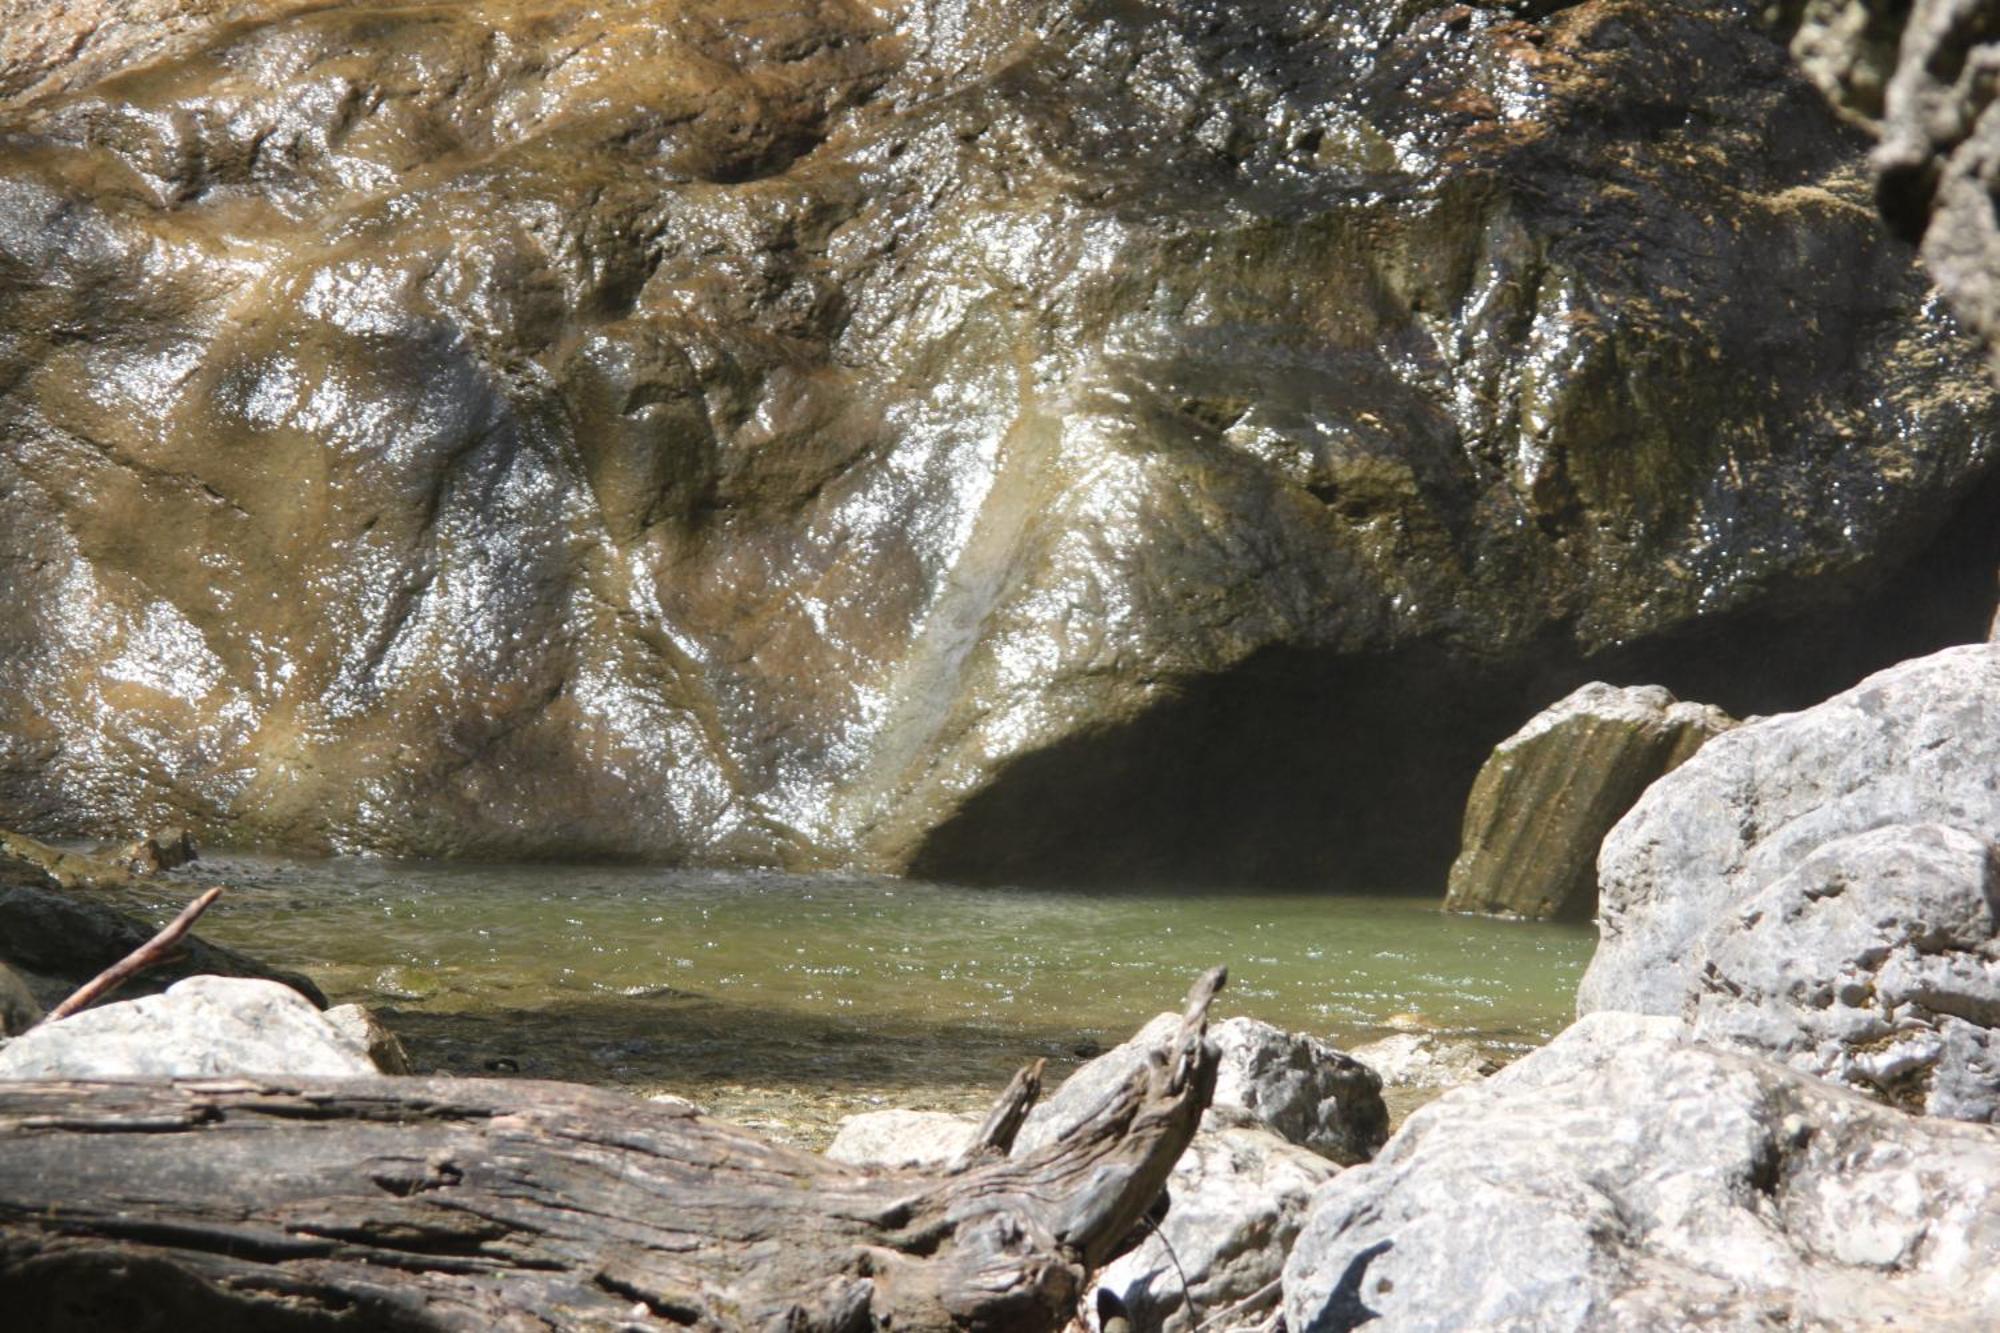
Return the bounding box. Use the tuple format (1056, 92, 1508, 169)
(1283, 1011, 2000, 1332)
(1686, 822, 2000, 1123)
(1579, 643, 2000, 1018)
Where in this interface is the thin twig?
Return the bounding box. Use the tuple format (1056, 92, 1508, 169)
(1144, 1210, 1202, 1330)
(42, 886, 224, 1024)
(1188, 1275, 1284, 1332)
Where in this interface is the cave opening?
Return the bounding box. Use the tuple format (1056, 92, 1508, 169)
(910, 469, 2000, 893)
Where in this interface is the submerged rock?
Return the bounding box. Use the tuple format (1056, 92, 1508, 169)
(1580, 642, 2000, 1016)
(0, 975, 375, 1078)
(0, 879, 327, 1010)
(1443, 682, 1733, 920)
(1283, 1012, 2000, 1332)
(116, 825, 198, 876)
(1016, 1014, 1387, 1165)
(0, 1, 1991, 877)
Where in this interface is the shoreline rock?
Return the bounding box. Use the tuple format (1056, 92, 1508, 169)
(1444, 683, 1734, 921)
(0, 976, 377, 1078)
(1284, 1012, 2000, 1332)
(1580, 642, 2000, 1017)
(1016, 1013, 1387, 1167)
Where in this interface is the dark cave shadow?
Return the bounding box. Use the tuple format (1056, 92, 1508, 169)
(911, 466, 2000, 892)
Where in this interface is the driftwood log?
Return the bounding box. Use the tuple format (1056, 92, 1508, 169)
(0, 968, 1227, 1331)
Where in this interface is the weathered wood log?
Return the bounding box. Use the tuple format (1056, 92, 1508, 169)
(0, 967, 1228, 1331)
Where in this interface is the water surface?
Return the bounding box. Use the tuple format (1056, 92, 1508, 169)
(157, 856, 1594, 1140)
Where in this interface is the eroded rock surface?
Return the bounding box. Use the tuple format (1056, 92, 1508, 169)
(1016, 1013, 1387, 1165)
(1785, 1, 2000, 378)
(1443, 682, 1733, 920)
(0, 975, 375, 1077)
(1681, 823, 2000, 1122)
(1579, 643, 2000, 1016)
(1283, 1012, 2000, 1332)
(0, 1, 1992, 873)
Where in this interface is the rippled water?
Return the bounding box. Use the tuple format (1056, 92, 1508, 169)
(153, 855, 1594, 1140)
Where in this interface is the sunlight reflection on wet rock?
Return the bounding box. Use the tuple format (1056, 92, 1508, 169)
(0, 0, 1993, 875)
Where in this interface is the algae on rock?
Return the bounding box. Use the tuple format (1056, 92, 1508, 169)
(1443, 682, 1734, 920)
(0, 0, 1992, 877)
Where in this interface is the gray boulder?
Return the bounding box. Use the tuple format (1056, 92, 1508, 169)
(322, 1003, 413, 1076)
(1444, 682, 1733, 920)
(0, 976, 377, 1079)
(1284, 1012, 2000, 1333)
(0, 961, 40, 1036)
(1093, 1125, 1334, 1332)
(1580, 643, 2000, 1016)
(1686, 823, 2000, 1122)
(825, 1109, 979, 1170)
(1016, 1014, 1387, 1165)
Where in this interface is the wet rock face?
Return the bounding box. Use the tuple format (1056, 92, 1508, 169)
(1443, 682, 1733, 920)
(0, 1, 1993, 871)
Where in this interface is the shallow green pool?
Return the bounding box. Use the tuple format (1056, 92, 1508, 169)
(149, 856, 1595, 1139)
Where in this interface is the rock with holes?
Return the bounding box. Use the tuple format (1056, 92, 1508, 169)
(825, 1109, 980, 1170)
(1784, 0, 2000, 382)
(1685, 823, 2000, 1122)
(0, 1, 1991, 887)
(1283, 1011, 2000, 1332)
(1580, 643, 2000, 1017)
(1444, 682, 1734, 920)
(1016, 1014, 1387, 1165)
(0, 976, 376, 1079)
(1092, 1124, 1334, 1332)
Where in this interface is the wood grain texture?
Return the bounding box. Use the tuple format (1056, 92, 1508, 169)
(0, 968, 1227, 1331)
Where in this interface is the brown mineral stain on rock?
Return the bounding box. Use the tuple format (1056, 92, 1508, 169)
(0, 1, 1993, 878)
